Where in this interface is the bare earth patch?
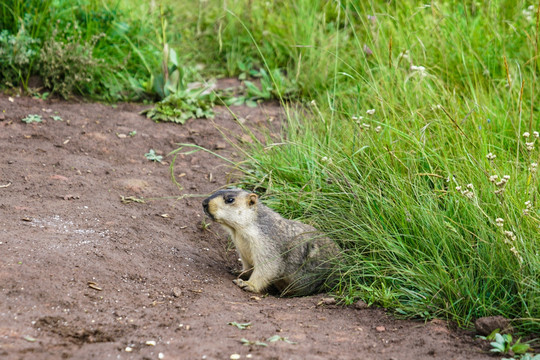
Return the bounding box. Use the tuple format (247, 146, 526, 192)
(0, 94, 491, 359)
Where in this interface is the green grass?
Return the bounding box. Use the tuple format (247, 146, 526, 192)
(208, 0, 540, 334)
(1, 0, 539, 335)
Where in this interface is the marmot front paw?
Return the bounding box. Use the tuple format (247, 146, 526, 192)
(233, 278, 257, 293)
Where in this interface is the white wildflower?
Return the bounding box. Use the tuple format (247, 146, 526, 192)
(526, 142, 535, 151)
(400, 50, 410, 61)
(375, 125, 382, 133)
(523, 132, 530, 138)
(466, 183, 474, 190)
(495, 218, 504, 227)
(523, 201, 532, 216)
(509, 246, 522, 263)
(489, 175, 499, 183)
(366, 109, 376, 115)
(361, 123, 371, 129)
(410, 65, 428, 77)
(464, 191, 474, 199)
(533, 131, 539, 138)
(530, 162, 538, 172)
(486, 152, 497, 160)
(495, 176, 509, 187)
(504, 230, 516, 241)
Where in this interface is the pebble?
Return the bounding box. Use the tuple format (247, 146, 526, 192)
(158, 353, 164, 359)
(230, 354, 241, 360)
(146, 340, 156, 346)
(375, 326, 386, 332)
(354, 300, 368, 309)
(474, 316, 512, 335)
(125, 346, 133, 352)
(172, 287, 182, 297)
(317, 297, 336, 306)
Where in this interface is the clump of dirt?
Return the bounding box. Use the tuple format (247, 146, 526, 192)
(0, 92, 492, 359)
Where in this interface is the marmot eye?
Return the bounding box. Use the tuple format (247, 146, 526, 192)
(225, 197, 235, 204)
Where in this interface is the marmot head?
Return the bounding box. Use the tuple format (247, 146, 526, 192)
(202, 188, 259, 228)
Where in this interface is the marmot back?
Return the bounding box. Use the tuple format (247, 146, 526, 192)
(202, 188, 340, 296)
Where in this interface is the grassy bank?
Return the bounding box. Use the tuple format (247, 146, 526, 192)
(211, 0, 540, 334)
(1, 0, 538, 334)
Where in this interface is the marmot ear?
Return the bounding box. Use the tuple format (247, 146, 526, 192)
(248, 193, 258, 206)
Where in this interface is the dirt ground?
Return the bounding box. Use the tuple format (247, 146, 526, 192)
(0, 92, 495, 360)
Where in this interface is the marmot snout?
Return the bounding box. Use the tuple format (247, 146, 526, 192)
(203, 188, 340, 296)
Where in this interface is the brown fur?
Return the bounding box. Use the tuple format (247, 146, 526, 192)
(202, 188, 340, 296)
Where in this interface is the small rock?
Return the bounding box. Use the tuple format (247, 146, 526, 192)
(474, 316, 512, 335)
(317, 297, 336, 306)
(158, 353, 164, 359)
(249, 296, 261, 301)
(215, 142, 227, 150)
(230, 354, 241, 360)
(172, 288, 182, 297)
(50, 174, 69, 181)
(116, 133, 127, 139)
(145, 340, 156, 346)
(125, 346, 133, 352)
(354, 300, 368, 309)
(375, 326, 386, 332)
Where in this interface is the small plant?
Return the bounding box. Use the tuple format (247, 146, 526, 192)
(266, 335, 297, 344)
(224, 68, 298, 107)
(486, 332, 532, 357)
(21, 114, 42, 123)
(0, 20, 40, 89)
(144, 149, 163, 163)
(32, 92, 50, 100)
(141, 89, 216, 124)
(237, 58, 262, 80)
(39, 28, 104, 99)
(240, 338, 267, 347)
(129, 130, 137, 137)
(227, 321, 251, 330)
(51, 115, 62, 121)
(507, 354, 540, 360)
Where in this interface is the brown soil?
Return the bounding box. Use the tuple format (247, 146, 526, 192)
(0, 92, 493, 360)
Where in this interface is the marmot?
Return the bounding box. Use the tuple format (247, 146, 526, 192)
(202, 188, 340, 296)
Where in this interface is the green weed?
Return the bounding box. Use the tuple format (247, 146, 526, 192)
(144, 149, 163, 163)
(141, 88, 216, 124)
(21, 114, 42, 123)
(0, 22, 40, 88)
(489, 332, 531, 355)
(39, 29, 103, 99)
